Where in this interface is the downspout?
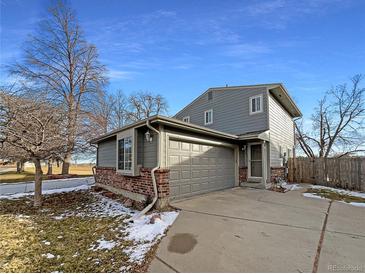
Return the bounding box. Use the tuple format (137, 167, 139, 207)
(133, 119, 160, 220)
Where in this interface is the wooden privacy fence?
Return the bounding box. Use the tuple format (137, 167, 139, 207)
(288, 157, 365, 191)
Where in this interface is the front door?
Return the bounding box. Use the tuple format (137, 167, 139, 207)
(249, 144, 262, 180)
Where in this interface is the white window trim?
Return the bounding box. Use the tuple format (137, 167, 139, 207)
(249, 94, 263, 115)
(118, 136, 133, 172)
(116, 129, 136, 176)
(183, 116, 190, 123)
(204, 109, 213, 125)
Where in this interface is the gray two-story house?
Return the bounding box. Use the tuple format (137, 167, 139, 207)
(92, 83, 301, 209)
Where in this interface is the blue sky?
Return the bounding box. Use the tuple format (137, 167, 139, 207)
(1, 0, 365, 119)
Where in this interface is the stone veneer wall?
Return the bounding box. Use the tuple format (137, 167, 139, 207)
(239, 167, 247, 184)
(95, 167, 170, 208)
(270, 167, 285, 182)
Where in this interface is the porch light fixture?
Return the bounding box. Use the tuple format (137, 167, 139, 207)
(145, 130, 152, 143)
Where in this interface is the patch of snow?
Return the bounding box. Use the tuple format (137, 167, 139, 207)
(57, 236, 63, 239)
(0, 185, 90, 200)
(120, 265, 132, 272)
(349, 202, 365, 208)
(302, 193, 330, 200)
(42, 253, 55, 259)
(53, 193, 133, 219)
(125, 211, 179, 263)
(311, 185, 365, 199)
(42, 240, 51, 245)
(303, 188, 365, 208)
(89, 239, 117, 251)
(281, 182, 303, 191)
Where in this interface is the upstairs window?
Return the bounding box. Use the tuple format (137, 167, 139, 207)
(183, 116, 190, 123)
(118, 136, 132, 171)
(204, 109, 213, 125)
(208, 91, 213, 100)
(249, 95, 263, 115)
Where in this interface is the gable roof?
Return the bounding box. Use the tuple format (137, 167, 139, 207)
(91, 115, 272, 144)
(174, 83, 302, 118)
(91, 115, 238, 144)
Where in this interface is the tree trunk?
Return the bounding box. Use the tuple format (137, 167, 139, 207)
(16, 161, 22, 173)
(61, 153, 71, 175)
(47, 160, 53, 175)
(33, 158, 43, 207)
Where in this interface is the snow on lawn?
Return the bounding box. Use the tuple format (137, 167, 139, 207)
(281, 182, 303, 191)
(125, 211, 179, 263)
(303, 185, 365, 208)
(310, 185, 365, 199)
(0, 185, 179, 269)
(89, 239, 117, 251)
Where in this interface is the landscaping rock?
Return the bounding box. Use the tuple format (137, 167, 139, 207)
(149, 213, 161, 224)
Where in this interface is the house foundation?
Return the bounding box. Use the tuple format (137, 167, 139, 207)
(95, 167, 170, 210)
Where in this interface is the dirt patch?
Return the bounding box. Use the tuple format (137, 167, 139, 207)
(167, 233, 197, 254)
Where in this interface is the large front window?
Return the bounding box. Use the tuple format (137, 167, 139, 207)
(118, 137, 132, 170)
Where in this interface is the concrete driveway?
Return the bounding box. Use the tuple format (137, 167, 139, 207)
(149, 187, 365, 273)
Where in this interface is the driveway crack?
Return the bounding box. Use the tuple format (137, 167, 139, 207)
(312, 200, 332, 273)
(155, 255, 180, 273)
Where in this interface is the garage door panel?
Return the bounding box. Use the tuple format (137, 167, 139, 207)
(192, 157, 201, 165)
(180, 184, 192, 194)
(168, 138, 235, 200)
(181, 170, 191, 179)
(170, 170, 180, 180)
(181, 142, 190, 151)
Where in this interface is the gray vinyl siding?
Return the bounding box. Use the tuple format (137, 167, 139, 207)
(136, 127, 158, 168)
(175, 87, 269, 135)
(97, 137, 116, 168)
(239, 149, 247, 167)
(268, 93, 295, 167)
(97, 128, 158, 169)
(143, 132, 158, 168)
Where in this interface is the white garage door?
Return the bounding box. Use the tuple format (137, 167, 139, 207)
(168, 138, 235, 200)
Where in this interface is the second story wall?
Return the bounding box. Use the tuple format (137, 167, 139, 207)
(175, 87, 269, 135)
(268, 93, 295, 167)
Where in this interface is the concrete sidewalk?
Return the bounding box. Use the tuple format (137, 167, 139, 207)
(149, 188, 365, 273)
(0, 177, 94, 196)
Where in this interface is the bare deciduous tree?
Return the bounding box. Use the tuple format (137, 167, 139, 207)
(295, 74, 365, 158)
(0, 91, 67, 206)
(10, 1, 107, 174)
(110, 90, 128, 129)
(127, 91, 168, 122)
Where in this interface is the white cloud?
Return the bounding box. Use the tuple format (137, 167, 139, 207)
(223, 43, 272, 57)
(106, 69, 135, 80)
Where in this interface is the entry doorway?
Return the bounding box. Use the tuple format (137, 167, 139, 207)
(248, 143, 263, 182)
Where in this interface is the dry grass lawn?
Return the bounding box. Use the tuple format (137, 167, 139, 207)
(305, 188, 365, 203)
(0, 164, 93, 184)
(0, 190, 150, 272)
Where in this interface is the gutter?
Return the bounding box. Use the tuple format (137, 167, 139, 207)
(133, 119, 160, 220)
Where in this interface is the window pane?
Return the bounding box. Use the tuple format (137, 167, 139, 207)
(251, 99, 256, 112)
(256, 97, 261, 111)
(124, 137, 132, 170)
(118, 139, 124, 170)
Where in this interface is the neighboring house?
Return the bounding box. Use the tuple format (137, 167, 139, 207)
(92, 83, 301, 208)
